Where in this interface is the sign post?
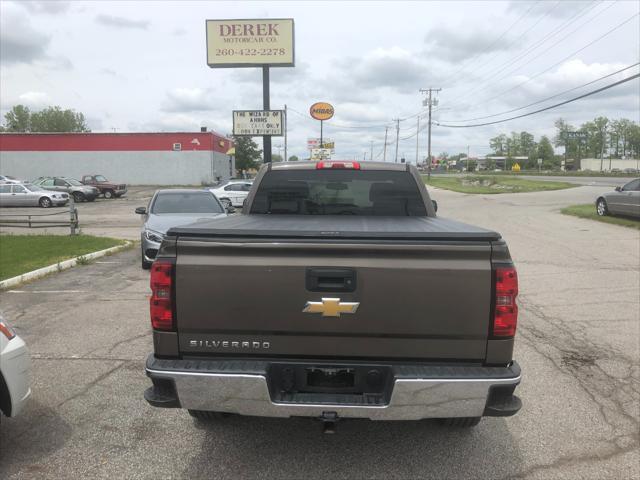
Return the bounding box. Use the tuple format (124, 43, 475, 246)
(206, 19, 295, 163)
(309, 102, 335, 148)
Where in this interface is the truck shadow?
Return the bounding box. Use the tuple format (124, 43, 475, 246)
(182, 415, 523, 479)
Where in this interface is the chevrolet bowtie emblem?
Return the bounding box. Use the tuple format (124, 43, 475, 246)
(303, 298, 360, 317)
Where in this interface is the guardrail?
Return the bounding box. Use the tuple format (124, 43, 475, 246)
(0, 197, 79, 235)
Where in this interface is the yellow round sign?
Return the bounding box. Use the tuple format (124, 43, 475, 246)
(310, 102, 334, 121)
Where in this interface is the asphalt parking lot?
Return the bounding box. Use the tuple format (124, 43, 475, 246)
(0, 183, 638, 479)
(0, 186, 164, 240)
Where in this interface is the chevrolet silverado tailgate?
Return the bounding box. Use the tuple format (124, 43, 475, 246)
(173, 216, 497, 361)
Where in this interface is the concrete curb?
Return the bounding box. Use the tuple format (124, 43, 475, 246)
(0, 241, 133, 290)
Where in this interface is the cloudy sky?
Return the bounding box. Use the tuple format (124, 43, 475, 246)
(1, 0, 638, 160)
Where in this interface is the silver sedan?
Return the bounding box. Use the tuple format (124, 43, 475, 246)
(596, 178, 640, 218)
(135, 189, 227, 269)
(0, 183, 69, 208)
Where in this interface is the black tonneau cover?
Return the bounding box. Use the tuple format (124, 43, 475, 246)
(167, 214, 501, 241)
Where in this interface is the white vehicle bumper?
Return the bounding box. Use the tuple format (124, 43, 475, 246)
(1, 335, 31, 417)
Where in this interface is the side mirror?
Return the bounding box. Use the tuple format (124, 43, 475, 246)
(432, 200, 438, 212)
(614, 186, 622, 192)
(135, 207, 147, 214)
(226, 205, 236, 214)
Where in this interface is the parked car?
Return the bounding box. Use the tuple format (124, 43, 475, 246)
(0, 315, 31, 420)
(135, 189, 227, 269)
(32, 176, 99, 202)
(209, 180, 254, 208)
(0, 175, 22, 184)
(596, 178, 640, 218)
(81, 174, 127, 199)
(0, 183, 69, 208)
(144, 161, 522, 429)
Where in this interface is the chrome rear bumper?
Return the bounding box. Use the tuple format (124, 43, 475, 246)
(145, 355, 521, 420)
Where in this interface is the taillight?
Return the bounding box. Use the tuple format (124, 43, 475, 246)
(493, 267, 518, 337)
(316, 161, 360, 170)
(150, 259, 174, 331)
(0, 321, 16, 340)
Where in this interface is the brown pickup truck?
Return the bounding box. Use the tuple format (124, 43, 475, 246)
(81, 175, 127, 199)
(144, 161, 521, 430)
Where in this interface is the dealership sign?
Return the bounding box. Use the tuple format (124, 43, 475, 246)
(233, 110, 284, 136)
(206, 19, 295, 68)
(309, 102, 334, 121)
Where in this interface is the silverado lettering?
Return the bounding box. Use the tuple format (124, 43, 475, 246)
(188, 340, 270, 349)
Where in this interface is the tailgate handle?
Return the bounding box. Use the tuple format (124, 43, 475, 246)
(306, 268, 356, 293)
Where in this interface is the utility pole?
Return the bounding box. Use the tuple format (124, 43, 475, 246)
(370, 140, 374, 162)
(263, 66, 272, 163)
(415, 116, 420, 165)
(284, 104, 288, 163)
(467, 145, 470, 172)
(392, 118, 401, 163)
(420, 87, 441, 179)
(383, 126, 389, 162)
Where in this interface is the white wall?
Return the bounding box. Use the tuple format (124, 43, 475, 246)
(0, 150, 235, 185)
(579, 158, 640, 172)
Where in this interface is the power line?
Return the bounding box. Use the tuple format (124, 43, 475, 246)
(451, 0, 563, 88)
(462, 12, 639, 110)
(439, 63, 639, 123)
(441, 0, 544, 86)
(448, 0, 619, 108)
(436, 73, 639, 128)
(474, 0, 608, 83)
(384, 1, 604, 130)
(288, 106, 394, 129)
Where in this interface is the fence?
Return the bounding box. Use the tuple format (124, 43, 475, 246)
(0, 198, 79, 235)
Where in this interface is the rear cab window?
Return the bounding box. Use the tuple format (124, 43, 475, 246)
(250, 169, 427, 216)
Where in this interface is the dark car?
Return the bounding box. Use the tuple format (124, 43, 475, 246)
(81, 175, 127, 199)
(596, 178, 640, 218)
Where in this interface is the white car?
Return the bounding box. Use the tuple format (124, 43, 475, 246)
(0, 175, 22, 184)
(0, 316, 31, 420)
(209, 180, 254, 208)
(0, 183, 69, 208)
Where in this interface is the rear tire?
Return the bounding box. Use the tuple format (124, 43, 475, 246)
(104, 189, 114, 199)
(439, 417, 481, 428)
(596, 198, 608, 216)
(188, 410, 228, 420)
(73, 192, 85, 203)
(39, 197, 52, 208)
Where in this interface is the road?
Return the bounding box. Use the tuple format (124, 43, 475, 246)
(0, 184, 638, 479)
(1, 187, 161, 241)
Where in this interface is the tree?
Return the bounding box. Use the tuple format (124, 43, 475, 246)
(30, 106, 89, 132)
(272, 154, 283, 162)
(2, 104, 89, 132)
(627, 122, 640, 158)
(233, 136, 262, 171)
(537, 136, 556, 169)
(287, 155, 299, 161)
(4, 105, 31, 132)
(490, 134, 507, 155)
